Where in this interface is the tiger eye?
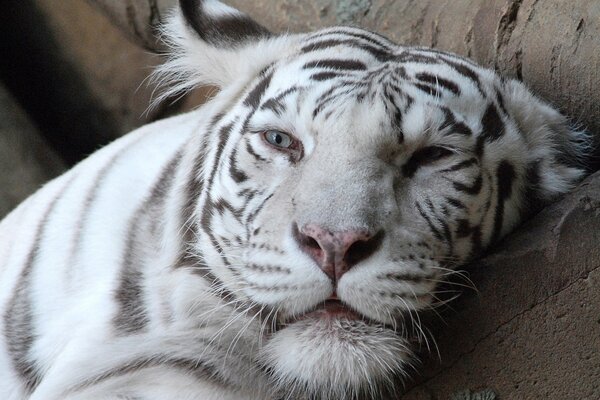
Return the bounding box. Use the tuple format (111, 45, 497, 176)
(264, 130, 293, 149)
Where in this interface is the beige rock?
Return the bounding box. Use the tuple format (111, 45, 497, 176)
(0, 85, 65, 218)
(34, 0, 163, 139)
(401, 172, 600, 399)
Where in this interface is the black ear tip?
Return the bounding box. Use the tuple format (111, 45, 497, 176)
(178, 0, 271, 46)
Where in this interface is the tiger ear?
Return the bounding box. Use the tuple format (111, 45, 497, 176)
(153, 0, 292, 101)
(502, 79, 589, 210)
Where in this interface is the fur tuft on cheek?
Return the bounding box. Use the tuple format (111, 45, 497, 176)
(259, 319, 412, 400)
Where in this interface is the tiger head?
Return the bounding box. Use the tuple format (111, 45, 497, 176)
(159, 1, 587, 398)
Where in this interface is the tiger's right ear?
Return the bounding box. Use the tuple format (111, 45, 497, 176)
(154, 0, 293, 100)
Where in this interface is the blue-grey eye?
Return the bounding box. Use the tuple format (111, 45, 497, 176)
(263, 130, 293, 148)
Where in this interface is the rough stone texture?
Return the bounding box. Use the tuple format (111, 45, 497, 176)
(86, 0, 176, 51)
(34, 0, 162, 140)
(0, 84, 65, 218)
(401, 172, 600, 399)
(0, 0, 164, 164)
(89, 0, 600, 166)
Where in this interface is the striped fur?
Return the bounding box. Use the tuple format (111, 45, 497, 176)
(0, 1, 588, 399)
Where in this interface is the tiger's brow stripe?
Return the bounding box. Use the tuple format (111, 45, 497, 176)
(310, 72, 345, 82)
(4, 174, 76, 392)
(311, 29, 395, 50)
(114, 151, 183, 334)
(243, 70, 274, 109)
(260, 86, 300, 116)
(415, 72, 461, 95)
(413, 82, 441, 98)
(302, 59, 367, 71)
(300, 39, 392, 62)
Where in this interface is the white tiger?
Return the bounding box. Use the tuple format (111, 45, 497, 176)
(0, 0, 588, 399)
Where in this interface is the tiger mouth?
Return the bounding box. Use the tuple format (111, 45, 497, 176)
(284, 298, 380, 326)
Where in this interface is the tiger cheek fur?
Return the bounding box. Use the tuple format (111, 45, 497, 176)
(0, 0, 588, 399)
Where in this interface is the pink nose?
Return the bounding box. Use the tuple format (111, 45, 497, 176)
(292, 223, 384, 283)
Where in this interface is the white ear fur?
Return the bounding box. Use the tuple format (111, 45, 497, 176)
(503, 79, 589, 203)
(151, 8, 297, 106)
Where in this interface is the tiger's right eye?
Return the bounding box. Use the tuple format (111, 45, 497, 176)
(263, 130, 294, 149)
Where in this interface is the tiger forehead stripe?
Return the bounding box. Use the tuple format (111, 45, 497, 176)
(414, 72, 461, 95)
(302, 59, 367, 71)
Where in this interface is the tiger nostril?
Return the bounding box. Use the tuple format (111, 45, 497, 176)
(292, 222, 384, 283)
(344, 232, 384, 267)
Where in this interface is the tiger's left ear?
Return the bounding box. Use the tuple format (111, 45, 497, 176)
(502, 78, 589, 210)
(154, 0, 294, 101)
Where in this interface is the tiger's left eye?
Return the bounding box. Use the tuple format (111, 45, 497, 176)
(263, 130, 294, 149)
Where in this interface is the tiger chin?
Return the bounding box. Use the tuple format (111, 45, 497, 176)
(0, 0, 589, 399)
(260, 300, 411, 400)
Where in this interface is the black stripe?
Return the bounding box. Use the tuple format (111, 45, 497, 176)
(114, 152, 183, 334)
(490, 160, 516, 244)
(439, 57, 485, 96)
(395, 52, 440, 65)
(311, 28, 395, 50)
(426, 199, 454, 253)
(207, 122, 234, 190)
(185, 250, 238, 304)
(213, 197, 243, 222)
(228, 148, 248, 183)
(481, 103, 505, 142)
(445, 197, 467, 210)
(415, 72, 461, 95)
(301, 39, 392, 62)
(441, 158, 478, 173)
(245, 139, 267, 163)
(71, 354, 228, 393)
(243, 70, 274, 109)
(4, 176, 75, 392)
(415, 202, 444, 242)
(440, 108, 472, 136)
(176, 136, 209, 268)
(413, 82, 441, 97)
(380, 273, 432, 283)
(310, 72, 344, 81)
(180, 0, 270, 46)
(260, 86, 299, 116)
(452, 174, 483, 195)
(69, 136, 146, 275)
(303, 59, 367, 71)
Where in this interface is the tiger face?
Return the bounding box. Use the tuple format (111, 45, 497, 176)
(160, 2, 586, 398)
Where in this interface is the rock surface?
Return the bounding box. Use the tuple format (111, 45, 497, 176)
(0, 84, 65, 218)
(402, 171, 600, 399)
